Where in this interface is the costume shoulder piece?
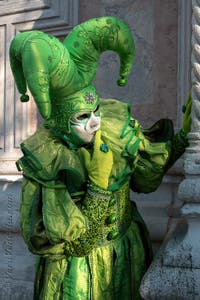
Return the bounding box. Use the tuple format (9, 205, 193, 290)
(16, 126, 86, 184)
(100, 98, 141, 159)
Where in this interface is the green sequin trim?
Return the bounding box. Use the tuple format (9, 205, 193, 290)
(64, 182, 111, 257)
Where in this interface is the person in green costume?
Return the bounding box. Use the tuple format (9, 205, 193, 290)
(10, 17, 191, 300)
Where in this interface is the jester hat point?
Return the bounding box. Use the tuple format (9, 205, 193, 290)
(9, 16, 135, 132)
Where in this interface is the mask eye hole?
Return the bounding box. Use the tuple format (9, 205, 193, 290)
(71, 112, 90, 123)
(76, 113, 90, 121)
(71, 105, 100, 123)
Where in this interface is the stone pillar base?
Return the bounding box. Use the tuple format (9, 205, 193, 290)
(140, 217, 200, 299)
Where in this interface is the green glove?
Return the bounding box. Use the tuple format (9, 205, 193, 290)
(81, 130, 113, 189)
(182, 92, 192, 134)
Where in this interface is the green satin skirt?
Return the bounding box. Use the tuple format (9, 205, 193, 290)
(63, 221, 146, 300)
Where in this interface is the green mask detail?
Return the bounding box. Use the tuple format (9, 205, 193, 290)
(45, 85, 99, 133)
(9, 16, 135, 133)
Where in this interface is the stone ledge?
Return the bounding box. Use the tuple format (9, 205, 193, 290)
(0, 160, 21, 176)
(140, 251, 200, 299)
(140, 216, 200, 299)
(0, 175, 22, 182)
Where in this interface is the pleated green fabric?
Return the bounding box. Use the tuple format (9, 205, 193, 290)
(63, 221, 145, 300)
(18, 99, 188, 299)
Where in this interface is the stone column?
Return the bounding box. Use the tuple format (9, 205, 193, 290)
(140, 0, 200, 299)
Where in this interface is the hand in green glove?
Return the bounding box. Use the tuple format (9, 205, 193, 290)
(81, 130, 113, 189)
(182, 92, 192, 134)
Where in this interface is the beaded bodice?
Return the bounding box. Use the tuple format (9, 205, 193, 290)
(95, 181, 132, 246)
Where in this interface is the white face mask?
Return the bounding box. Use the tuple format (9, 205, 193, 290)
(70, 105, 101, 144)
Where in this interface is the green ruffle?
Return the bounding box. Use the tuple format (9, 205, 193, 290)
(20, 178, 87, 257)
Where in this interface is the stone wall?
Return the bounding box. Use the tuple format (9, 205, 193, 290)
(0, 180, 35, 299)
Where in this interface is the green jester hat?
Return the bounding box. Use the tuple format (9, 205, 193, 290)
(9, 16, 135, 133)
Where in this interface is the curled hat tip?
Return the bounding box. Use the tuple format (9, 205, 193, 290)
(20, 94, 29, 102)
(117, 77, 127, 87)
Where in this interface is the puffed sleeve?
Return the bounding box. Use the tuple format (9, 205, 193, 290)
(20, 177, 111, 257)
(20, 178, 66, 257)
(131, 119, 188, 193)
(42, 182, 112, 256)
